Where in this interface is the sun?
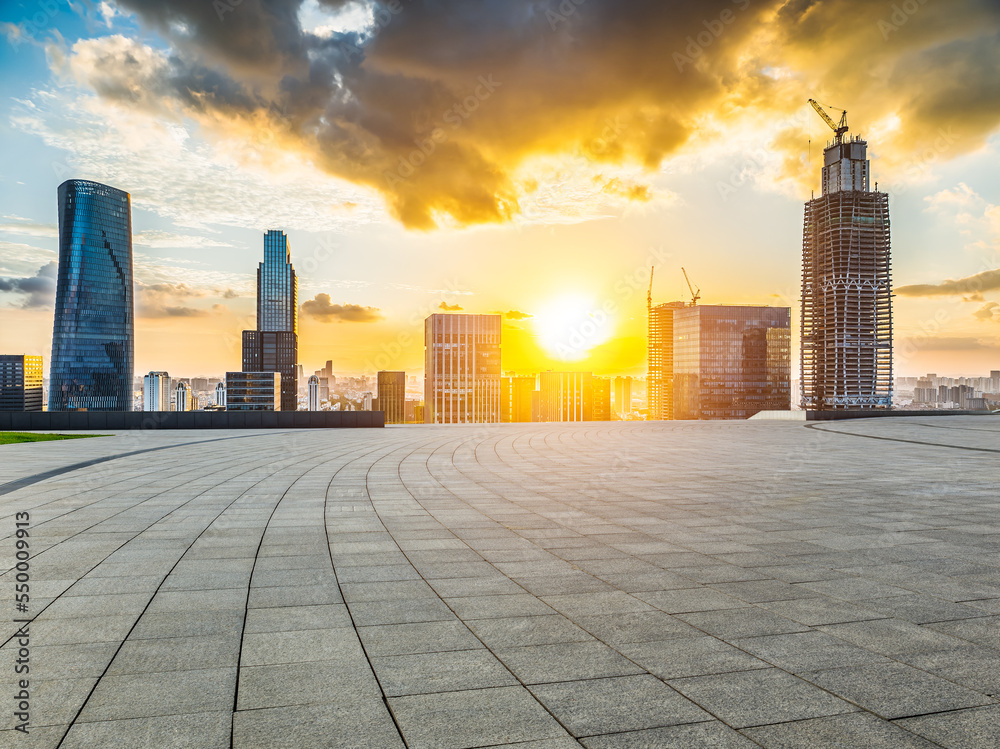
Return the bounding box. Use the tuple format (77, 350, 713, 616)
(532, 293, 614, 362)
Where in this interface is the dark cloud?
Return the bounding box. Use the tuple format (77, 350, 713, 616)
(80, 0, 1000, 228)
(504, 309, 531, 320)
(438, 301, 463, 311)
(0, 262, 57, 308)
(896, 268, 1000, 297)
(302, 293, 382, 322)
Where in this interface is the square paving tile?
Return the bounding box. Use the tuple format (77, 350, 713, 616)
(742, 711, 939, 748)
(372, 649, 518, 696)
(580, 720, 758, 748)
(466, 615, 593, 648)
(388, 686, 567, 748)
(618, 636, 770, 680)
(528, 674, 709, 737)
(494, 641, 644, 684)
(800, 662, 993, 720)
(895, 705, 1000, 748)
(669, 668, 857, 729)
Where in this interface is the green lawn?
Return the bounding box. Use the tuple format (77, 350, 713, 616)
(0, 432, 108, 445)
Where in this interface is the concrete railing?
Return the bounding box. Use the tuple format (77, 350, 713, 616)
(0, 410, 385, 430)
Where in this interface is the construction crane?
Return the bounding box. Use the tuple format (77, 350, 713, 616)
(647, 266, 654, 312)
(681, 267, 700, 307)
(808, 99, 849, 145)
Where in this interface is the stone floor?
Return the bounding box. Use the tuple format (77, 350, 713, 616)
(1, 417, 999, 748)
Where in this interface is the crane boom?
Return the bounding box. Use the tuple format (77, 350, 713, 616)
(681, 267, 700, 307)
(808, 99, 849, 144)
(648, 267, 654, 310)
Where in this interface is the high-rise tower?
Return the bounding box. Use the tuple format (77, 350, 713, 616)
(49, 180, 134, 411)
(424, 314, 501, 423)
(243, 230, 298, 411)
(801, 115, 893, 410)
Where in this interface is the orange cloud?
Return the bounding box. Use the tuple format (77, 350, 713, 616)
(63, 0, 1000, 228)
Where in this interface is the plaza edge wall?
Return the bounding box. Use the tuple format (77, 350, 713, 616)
(0, 411, 385, 430)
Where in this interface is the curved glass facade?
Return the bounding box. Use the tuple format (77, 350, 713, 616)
(49, 179, 134, 411)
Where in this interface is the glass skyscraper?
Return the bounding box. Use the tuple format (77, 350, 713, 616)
(49, 179, 134, 411)
(673, 305, 791, 420)
(243, 230, 298, 411)
(258, 230, 298, 333)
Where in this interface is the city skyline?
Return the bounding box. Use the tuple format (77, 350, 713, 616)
(2, 2, 1000, 380)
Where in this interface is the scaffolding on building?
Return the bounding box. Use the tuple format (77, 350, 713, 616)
(801, 189, 893, 409)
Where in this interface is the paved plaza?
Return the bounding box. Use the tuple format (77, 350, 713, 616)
(1, 417, 999, 748)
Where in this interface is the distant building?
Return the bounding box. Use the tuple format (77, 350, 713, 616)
(190, 377, 209, 393)
(613, 376, 633, 419)
(592, 377, 611, 421)
(308, 375, 320, 411)
(647, 301, 686, 420)
(0, 355, 43, 411)
(226, 372, 281, 411)
(424, 313, 501, 423)
(143, 371, 171, 411)
(214, 381, 226, 409)
(242, 230, 297, 411)
(174, 382, 191, 412)
(377, 371, 406, 424)
(362, 392, 373, 411)
(673, 305, 791, 420)
(49, 179, 134, 411)
(242, 331, 297, 412)
(537, 371, 592, 422)
(501, 375, 535, 423)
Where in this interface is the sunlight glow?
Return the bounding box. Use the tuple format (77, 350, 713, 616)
(532, 294, 614, 362)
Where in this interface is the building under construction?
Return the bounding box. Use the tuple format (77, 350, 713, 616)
(648, 299, 686, 420)
(801, 102, 893, 410)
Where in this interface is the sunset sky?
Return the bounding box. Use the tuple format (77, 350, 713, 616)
(1, 0, 999, 379)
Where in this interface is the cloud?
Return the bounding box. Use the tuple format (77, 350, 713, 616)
(438, 301, 463, 311)
(137, 280, 213, 317)
(56, 0, 998, 229)
(973, 302, 999, 321)
(301, 293, 382, 322)
(900, 336, 1000, 351)
(896, 268, 1000, 297)
(504, 309, 532, 320)
(0, 217, 58, 239)
(133, 230, 234, 249)
(0, 262, 58, 308)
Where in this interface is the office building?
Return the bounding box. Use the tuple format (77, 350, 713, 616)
(174, 382, 191, 411)
(592, 376, 611, 421)
(214, 381, 226, 409)
(673, 305, 791, 420)
(801, 133, 892, 409)
(308, 375, 320, 411)
(500, 375, 535, 423)
(613, 376, 633, 419)
(49, 179, 134, 411)
(648, 301, 686, 420)
(0, 355, 43, 411)
(362, 392, 373, 411)
(377, 371, 406, 424)
(424, 314, 502, 423)
(226, 372, 281, 411)
(537, 371, 592, 422)
(242, 230, 297, 411)
(143, 371, 171, 411)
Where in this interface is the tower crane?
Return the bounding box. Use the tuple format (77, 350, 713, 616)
(647, 267, 654, 312)
(808, 99, 849, 145)
(681, 267, 700, 307)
